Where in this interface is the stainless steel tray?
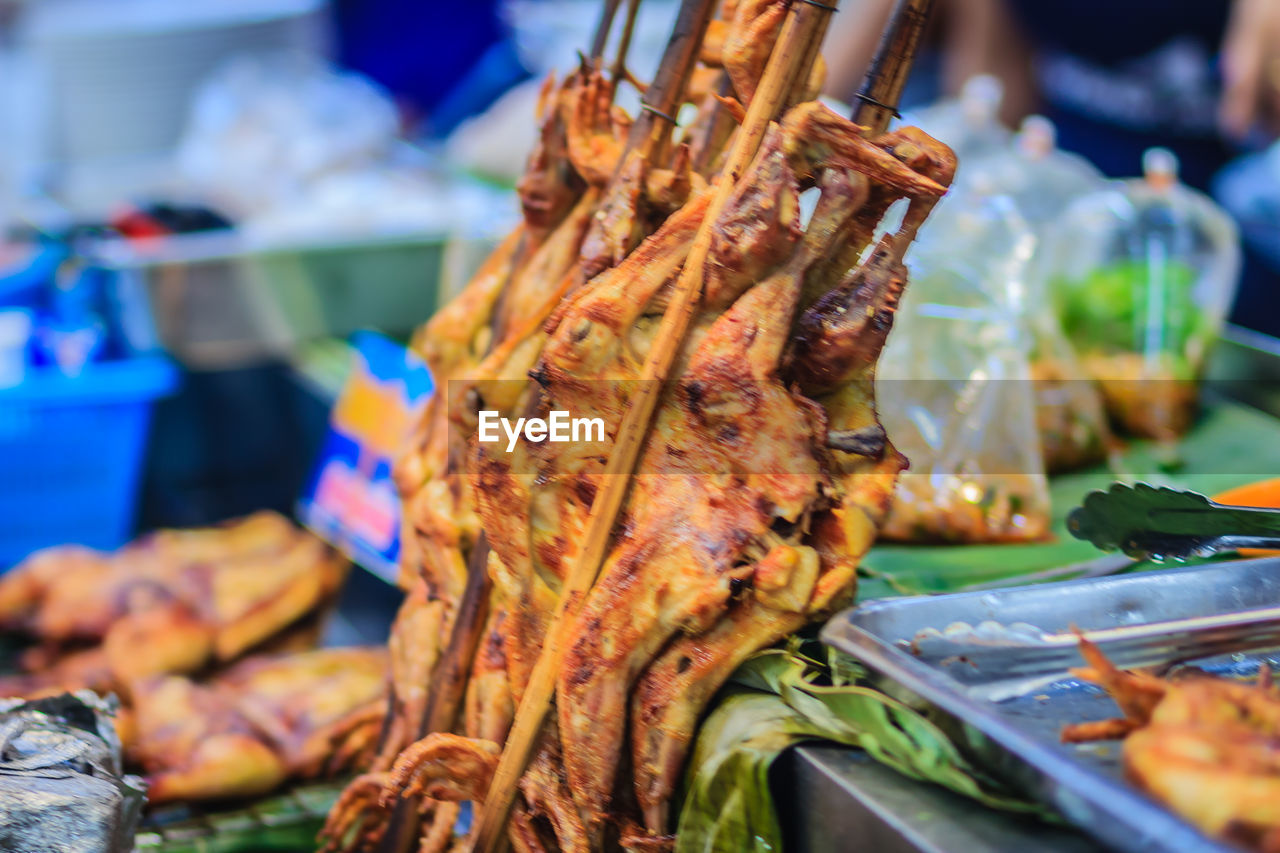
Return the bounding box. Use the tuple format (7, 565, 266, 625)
(822, 557, 1280, 853)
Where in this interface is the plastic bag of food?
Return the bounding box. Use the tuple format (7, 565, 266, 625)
(1046, 149, 1241, 440)
(878, 189, 1050, 543)
(960, 117, 1111, 471)
(0, 692, 145, 853)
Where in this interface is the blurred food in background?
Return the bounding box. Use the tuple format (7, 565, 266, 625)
(878, 177, 1052, 544)
(0, 512, 348, 696)
(0, 512, 387, 805)
(958, 114, 1112, 472)
(124, 646, 386, 803)
(1047, 148, 1240, 441)
(825, 0, 1280, 338)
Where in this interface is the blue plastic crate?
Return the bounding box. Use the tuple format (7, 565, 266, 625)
(0, 355, 178, 567)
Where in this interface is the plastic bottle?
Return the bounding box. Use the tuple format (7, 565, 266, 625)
(960, 115, 1104, 227)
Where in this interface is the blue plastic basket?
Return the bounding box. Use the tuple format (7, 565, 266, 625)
(0, 355, 178, 567)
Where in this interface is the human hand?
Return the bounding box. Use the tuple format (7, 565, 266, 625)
(1220, 0, 1280, 139)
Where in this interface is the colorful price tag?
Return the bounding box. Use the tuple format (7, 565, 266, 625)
(299, 331, 433, 582)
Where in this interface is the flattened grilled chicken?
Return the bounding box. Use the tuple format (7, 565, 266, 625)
(0, 513, 348, 699)
(377, 69, 599, 786)
(0, 511, 296, 641)
(375, 105, 950, 851)
(127, 647, 386, 804)
(324, 55, 706, 851)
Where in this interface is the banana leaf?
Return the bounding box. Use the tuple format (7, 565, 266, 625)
(675, 642, 1046, 853)
(134, 782, 342, 853)
(858, 400, 1280, 597)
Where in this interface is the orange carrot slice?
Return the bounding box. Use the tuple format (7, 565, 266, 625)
(1213, 478, 1280, 556)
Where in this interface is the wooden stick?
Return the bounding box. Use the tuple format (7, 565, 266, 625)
(419, 537, 493, 738)
(786, 0, 836, 110)
(589, 0, 624, 60)
(689, 71, 736, 175)
(625, 0, 718, 165)
(609, 0, 644, 95)
(467, 4, 834, 852)
(380, 537, 495, 853)
(853, 0, 937, 134)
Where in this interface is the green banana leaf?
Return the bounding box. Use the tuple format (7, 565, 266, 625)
(134, 782, 342, 853)
(676, 642, 1046, 853)
(858, 400, 1280, 597)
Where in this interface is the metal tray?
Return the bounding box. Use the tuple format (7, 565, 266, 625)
(821, 557, 1280, 853)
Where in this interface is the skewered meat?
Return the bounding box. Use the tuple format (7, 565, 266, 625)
(329, 2, 953, 849)
(542, 107, 948, 837)
(372, 112, 950, 851)
(378, 69, 608, 776)
(324, 62, 657, 852)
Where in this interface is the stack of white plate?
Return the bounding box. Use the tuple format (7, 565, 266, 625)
(15, 0, 327, 195)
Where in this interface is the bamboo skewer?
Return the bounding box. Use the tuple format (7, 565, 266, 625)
(608, 0, 644, 93)
(418, 538, 493, 740)
(786, 2, 836, 110)
(689, 71, 736, 174)
(466, 4, 836, 852)
(625, 0, 718, 165)
(853, 0, 937, 134)
(589, 0, 624, 60)
(380, 539, 493, 853)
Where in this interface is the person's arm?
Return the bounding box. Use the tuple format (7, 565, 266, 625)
(941, 0, 1035, 125)
(822, 0, 1035, 127)
(822, 0, 898, 104)
(1220, 0, 1280, 139)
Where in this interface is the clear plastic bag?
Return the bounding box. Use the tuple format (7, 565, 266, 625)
(1046, 149, 1241, 440)
(903, 75, 1011, 164)
(878, 189, 1051, 543)
(959, 116, 1103, 225)
(961, 117, 1111, 471)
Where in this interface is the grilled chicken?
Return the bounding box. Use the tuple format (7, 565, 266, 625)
(0, 513, 348, 699)
(0, 516, 376, 806)
(1062, 640, 1280, 852)
(127, 647, 386, 804)
(328, 3, 954, 850)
